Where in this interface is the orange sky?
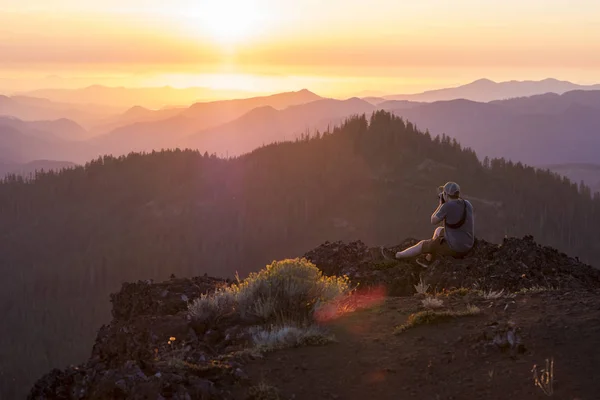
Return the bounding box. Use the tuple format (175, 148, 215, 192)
(1, 0, 600, 97)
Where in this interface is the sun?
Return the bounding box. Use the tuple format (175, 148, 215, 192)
(188, 0, 268, 44)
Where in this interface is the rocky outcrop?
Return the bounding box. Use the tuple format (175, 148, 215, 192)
(29, 236, 600, 399)
(304, 235, 600, 295)
(28, 276, 251, 400)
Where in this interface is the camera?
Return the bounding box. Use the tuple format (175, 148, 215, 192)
(438, 192, 446, 204)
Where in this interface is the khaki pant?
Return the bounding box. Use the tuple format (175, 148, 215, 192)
(421, 227, 461, 257)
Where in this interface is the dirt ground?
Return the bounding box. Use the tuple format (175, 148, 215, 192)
(246, 289, 600, 400)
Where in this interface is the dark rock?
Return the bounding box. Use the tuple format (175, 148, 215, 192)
(304, 236, 600, 294)
(111, 276, 227, 322)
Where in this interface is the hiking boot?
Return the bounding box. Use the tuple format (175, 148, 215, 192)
(416, 254, 435, 268)
(380, 246, 396, 260)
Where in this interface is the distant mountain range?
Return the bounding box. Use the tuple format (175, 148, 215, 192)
(382, 78, 600, 103)
(541, 163, 600, 194)
(0, 95, 121, 128)
(90, 89, 323, 156)
(3, 84, 600, 191)
(0, 117, 91, 163)
(21, 85, 266, 109)
(186, 98, 376, 156)
(389, 90, 600, 166)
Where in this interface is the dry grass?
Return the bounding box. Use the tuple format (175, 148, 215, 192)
(421, 297, 444, 309)
(249, 324, 335, 350)
(414, 277, 430, 295)
(480, 289, 516, 299)
(247, 382, 280, 400)
(394, 305, 481, 334)
(446, 288, 470, 297)
(519, 285, 557, 294)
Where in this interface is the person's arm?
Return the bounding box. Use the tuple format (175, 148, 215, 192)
(431, 203, 447, 225)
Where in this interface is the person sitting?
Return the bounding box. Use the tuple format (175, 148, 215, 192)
(395, 181, 475, 260)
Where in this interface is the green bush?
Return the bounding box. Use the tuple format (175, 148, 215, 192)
(188, 258, 350, 325)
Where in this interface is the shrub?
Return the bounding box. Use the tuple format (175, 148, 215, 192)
(188, 258, 350, 325)
(249, 324, 335, 350)
(187, 288, 236, 321)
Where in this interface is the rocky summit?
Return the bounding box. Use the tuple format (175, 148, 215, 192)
(28, 236, 600, 400)
(304, 235, 600, 295)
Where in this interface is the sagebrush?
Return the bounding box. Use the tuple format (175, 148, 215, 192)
(188, 258, 350, 324)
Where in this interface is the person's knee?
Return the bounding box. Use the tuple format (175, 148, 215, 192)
(433, 226, 444, 238)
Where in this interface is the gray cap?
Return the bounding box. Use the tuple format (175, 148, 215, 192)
(439, 181, 461, 196)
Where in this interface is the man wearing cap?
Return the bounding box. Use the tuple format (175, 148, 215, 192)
(395, 181, 475, 260)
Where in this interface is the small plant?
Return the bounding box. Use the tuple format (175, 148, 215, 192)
(414, 277, 430, 295)
(421, 296, 444, 309)
(479, 289, 516, 299)
(518, 285, 557, 294)
(532, 358, 554, 396)
(249, 324, 335, 350)
(248, 382, 280, 400)
(438, 287, 470, 297)
(394, 305, 481, 334)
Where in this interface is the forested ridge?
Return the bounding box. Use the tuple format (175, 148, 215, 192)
(1, 110, 599, 398)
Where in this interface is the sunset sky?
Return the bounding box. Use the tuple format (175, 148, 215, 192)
(1, 0, 599, 97)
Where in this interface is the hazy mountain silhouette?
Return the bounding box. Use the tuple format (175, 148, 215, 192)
(0, 116, 88, 141)
(180, 88, 322, 119)
(0, 117, 92, 162)
(491, 90, 600, 114)
(362, 96, 388, 105)
(377, 100, 423, 110)
(0, 95, 121, 128)
(92, 89, 323, 156)
(88, 105, 186, 137)
(542, 163, 600, 194)
(186, 97, 375, 156)
(22, 85, 268, 109)
(391, 90, 600, 167)
(384, 78, 600, 102)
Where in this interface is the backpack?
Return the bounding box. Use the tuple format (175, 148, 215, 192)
(445, 200, 468, 229)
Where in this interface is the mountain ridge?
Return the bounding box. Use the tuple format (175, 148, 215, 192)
(383, 78, 600, 102)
